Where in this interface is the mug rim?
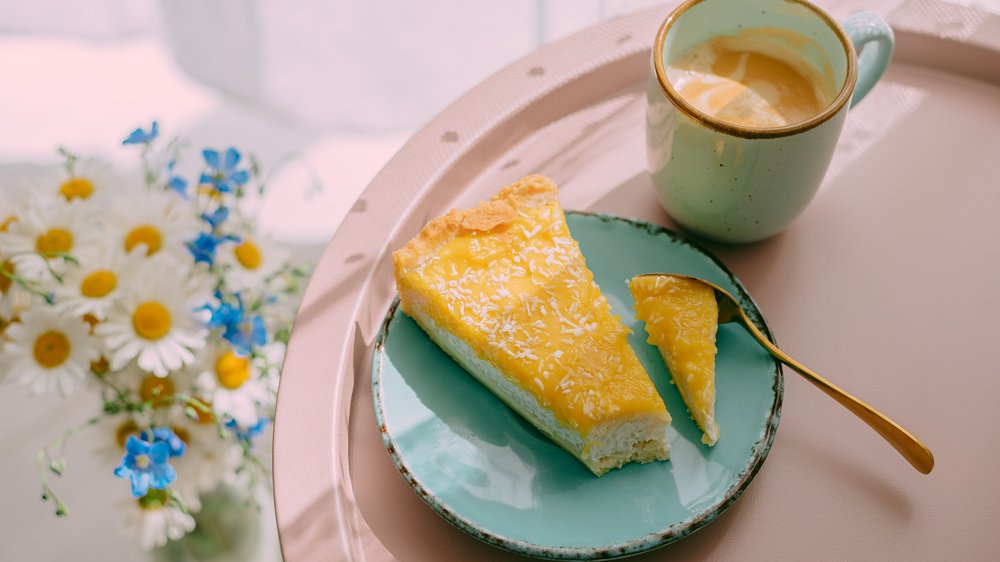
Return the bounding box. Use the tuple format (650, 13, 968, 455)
(652, 0, 859, 139)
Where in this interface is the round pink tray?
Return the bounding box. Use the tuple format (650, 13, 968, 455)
(274, 2, 1000, 560)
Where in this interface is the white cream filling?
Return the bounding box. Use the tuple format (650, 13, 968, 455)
(408, 305, 670, 475)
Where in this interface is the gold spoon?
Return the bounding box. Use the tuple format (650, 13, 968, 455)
(636, 273, 935, 474)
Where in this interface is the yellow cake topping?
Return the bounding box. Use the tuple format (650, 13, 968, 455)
(394, 176, 668, 435)
(630, 275, 720, 445)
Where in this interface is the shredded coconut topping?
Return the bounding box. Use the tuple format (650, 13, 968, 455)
(407, 200, 660, 429)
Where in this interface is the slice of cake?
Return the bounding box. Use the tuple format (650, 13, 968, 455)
(629, 275, 720, 446)
(392, 175, 671, 475)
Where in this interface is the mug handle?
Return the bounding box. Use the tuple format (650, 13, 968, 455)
(842, 12, 895, 107)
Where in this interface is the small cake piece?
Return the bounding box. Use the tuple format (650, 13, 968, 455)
(629, 275, 720, 446)
(393, 175, 671, 475)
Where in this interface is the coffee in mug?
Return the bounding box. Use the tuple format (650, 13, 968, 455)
(665, 30, 838, 128)
(646, 0, 895, 243)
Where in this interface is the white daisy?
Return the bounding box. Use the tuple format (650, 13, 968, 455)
(0, 190, 38, 319)
(196, 344, 268, 428)
(94, 413, 148, 475)
(0, 249, 41, 321)
(218, 232, 288, 292)
(253, 344, 281, 419)
(54, 245, 142, 320)
(0, 183, 28, 233)
(96, 409, 209, 512)
(106, 189, 199, 264)
(0, 198, 100, 279)
(85, 353, 145, 393)
(168, 408, 241, 512)
(43, 158, 125, 204)
(94, 409, 203, 510)
(256, 341, 285, 389)
(97, 257, 210, 376)
(120, 490, 196, 551)
(3, 308, 99, 396)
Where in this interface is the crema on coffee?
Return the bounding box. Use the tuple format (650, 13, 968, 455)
(666, 30, 836, 128)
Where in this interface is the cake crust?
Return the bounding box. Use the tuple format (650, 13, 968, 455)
(393, 175, 558, 275)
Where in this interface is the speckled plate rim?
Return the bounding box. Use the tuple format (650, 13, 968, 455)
(371, 211, 784, 560)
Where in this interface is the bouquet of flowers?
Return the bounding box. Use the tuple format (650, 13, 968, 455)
(0, 122, 309, 551)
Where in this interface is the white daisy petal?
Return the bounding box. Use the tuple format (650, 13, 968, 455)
(0, 197, 101, 280)
(96, 256, 211, 377)
(106, 189, 200, 266)
(57, 372, 75, 395)
(31, 374, 49, 395)
(2, 308, 99, 397)
(54, 245, 141, 321)
(138, 347, 166, 376)
(41, 158, 127, 205)
(217, 232, 288, 293)
(194, 343, 266, 429)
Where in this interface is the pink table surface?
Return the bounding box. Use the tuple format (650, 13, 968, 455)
(273, 2, 1000, 560)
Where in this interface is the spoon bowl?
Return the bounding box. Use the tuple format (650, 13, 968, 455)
(636, 273, 935, 474)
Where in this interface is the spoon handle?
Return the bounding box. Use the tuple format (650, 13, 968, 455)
(738, 315, 935, 474)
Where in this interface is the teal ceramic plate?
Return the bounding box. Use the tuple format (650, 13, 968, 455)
(372, 212, 782, 560)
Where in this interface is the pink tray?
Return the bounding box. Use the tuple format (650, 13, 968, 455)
(274, 2, 1000, 560)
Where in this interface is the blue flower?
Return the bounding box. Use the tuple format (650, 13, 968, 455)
(113, 436, 176, 498)
(123, 121, 159, 145)
(201, 207, 230, 230)
(226, 417, 268, 446)
(199, 148, 250, 193)
(200, 292, 244, 334)
(200, 293, 267, 355)
(139, 427, 187, 458)
(225, 327, 255, 357)
(251, 315, 267, 347)
(166, 160, 189, 199)
(187, 232, 238, 265)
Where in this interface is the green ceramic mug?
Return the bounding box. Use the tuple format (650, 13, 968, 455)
(647, 0, 894, 243)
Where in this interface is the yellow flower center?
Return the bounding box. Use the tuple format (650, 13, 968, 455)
(35, 228, 74, 255)
(198, 186, 223, 200)
(33, 330, 71, 368)
(91, 355, 110, 375)
(172, 426, 190, 445)
(0, 260, 13, 294)
(216, 350, 251, 390)
(0, 215, 16, 232)
(139, 374, 175, 405)
(191, 397, 215, 425)
(138, 489, 167, 511)
(59, 177, 95, 200)
(82, 313, 100, 332)
(234, 240, 262, 270)
(115, 420, 140, 449)
(132, 302, 172, 340)
(124, 225, 163, 256)
(80, 270, 117, 298)
(135, 454, 151, 469)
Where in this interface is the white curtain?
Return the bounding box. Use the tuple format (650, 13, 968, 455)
(0, 0, 156, 39)
(3, 0, 998, 133)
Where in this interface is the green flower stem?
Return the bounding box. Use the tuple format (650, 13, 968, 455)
(237, 440, 267, 511)
(37, 415, 104, 517)
(172, 392, 274, 509)
(57, 146, 77, 175)
(1, 253, 76, 303)
(92, 372, 146, 417)
(253, 150, 324, 199)
(172, 394, 231, 440)
(142, 143, 158, 188)
(167, 488, 190, 515)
